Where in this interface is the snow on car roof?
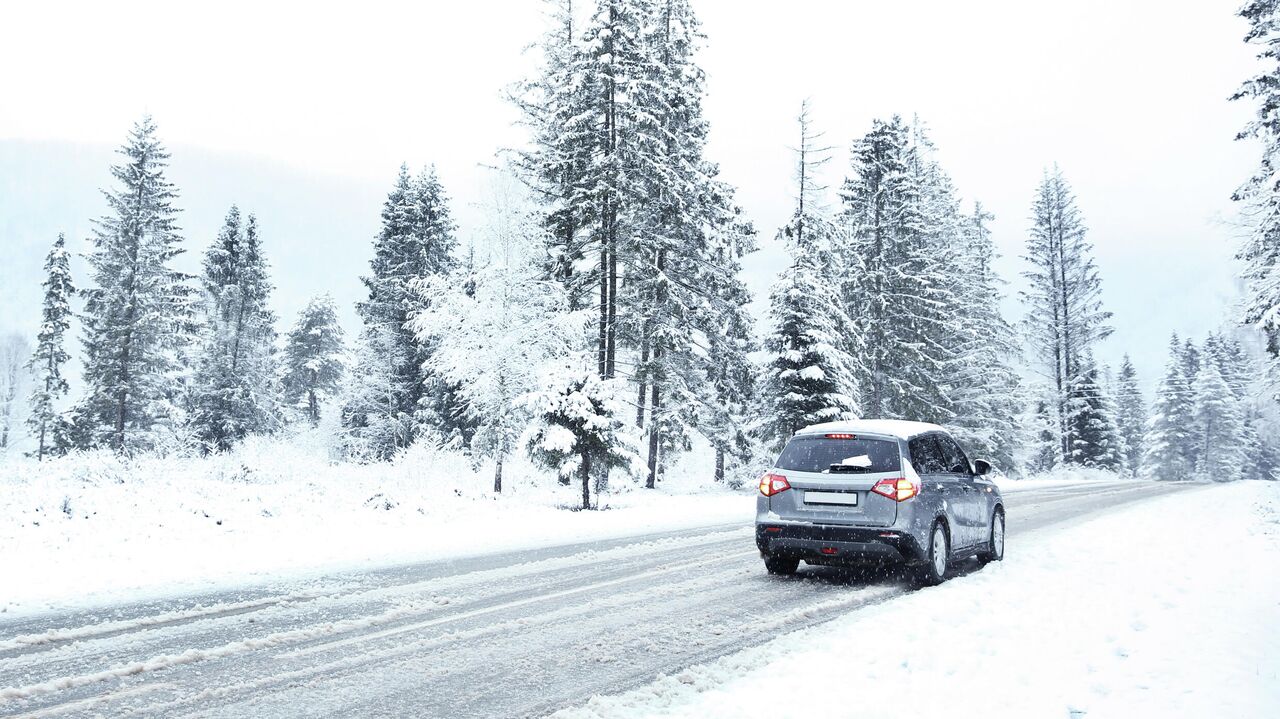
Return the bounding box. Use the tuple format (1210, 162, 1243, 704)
(795, 419, 944, 440)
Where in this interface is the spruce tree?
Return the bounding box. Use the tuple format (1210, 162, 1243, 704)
(1191, 361, 1245, 482)
(511, 0, 594, 312)
(757, 103, 858, 451)
(0, 335, 31, 453)
(346, 164, 458, 458)
(946, 201, 1022, 471)
(1113, 355, 1146, 475)
(696, 211, 759, 483)
(526, 369, 634, 509)
(281, 294, 345, 426)
(514, 0, 758, 485)
(26, 234, 76, 460)
(839, 116, 956, 423)
(1069, 361, 1125, 470)
(1142, 335, 1196, 480)
(79, 116, 194, 452)
(1233, 0, 1280, 390)
(1023, 398, 1061, 474)
(189, 208, 280, 451)
(758, 245, 859, 450)
(1021, 167, 1112, 465)
(342, 322, 412, 460)
(409, 186, 585, 492)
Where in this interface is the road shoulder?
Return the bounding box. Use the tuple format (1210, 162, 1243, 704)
(555, 481, 1280, 719)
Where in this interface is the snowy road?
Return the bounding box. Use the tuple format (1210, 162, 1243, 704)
(0, 480, 1196, 718)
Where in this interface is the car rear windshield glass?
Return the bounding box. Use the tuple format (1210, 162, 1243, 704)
(773, 436, 901, 474)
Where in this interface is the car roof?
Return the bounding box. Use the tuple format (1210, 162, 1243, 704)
(795, 419, 945, 441)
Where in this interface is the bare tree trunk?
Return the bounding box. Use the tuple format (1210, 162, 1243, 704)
(1053, 205, 1075, 462)
(604, 2, 619, 381)
(606, 227, 617, 378)
(37, 356, 54, 460)
(598, 245, 609, 377)
(714, 447, 725, 483)
(646, 373, 661, 489)
(494, 456, 503, 493)
(635, 330, 649, 427)
(308, 388, 319, 425)
(580, 449, 592, 509)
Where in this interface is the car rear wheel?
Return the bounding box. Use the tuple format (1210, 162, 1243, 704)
(764, 555, 799, 575)
(978, 509, 1005, 564)
(911, 521, 949, 586)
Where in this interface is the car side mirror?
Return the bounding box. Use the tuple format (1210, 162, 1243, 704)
(973, 459, 993, 476)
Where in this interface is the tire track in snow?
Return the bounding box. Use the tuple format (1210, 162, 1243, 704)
(0, 483, 1194, 718)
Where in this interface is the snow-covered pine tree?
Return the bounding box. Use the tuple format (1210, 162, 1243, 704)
(515, 0, 757, 487)
(345, 164, 458, 459)
(1020, 167, 1112, 466)
(576, 0, 655, 376)
(627, 0, 760, 488)
(1191, 361, 1246, 482)
(839, 116, 956, 423)
(511, 0, 595, 312)
(1113, 354, 1146, 476)
(526, 367, 635, 509)
(409, 167, 472, 442)
(189, 208, 281, 451)
(1174, 338, 1207, 471)
(1203, 331, 1279, 480)
(25, 233, 76, 460)
(78, 116, 195, 452)
(694, 208, 759, 484)
(1022, 397, 1061, 474)
(410, 179, 588, 492)
(1141, 335, 1197, 480)
(1068, 359, 1125, 470)
(1180, 338, 1201, 386)
(0, 334, 31, 453)
(757, 250, 859, 452)
(281, 294, 345, 425)
(945, 201, 1022, 471)
(341, 322, 412, 460)
(1233, 0, 1280, 394)
(756, 103, 858, 451)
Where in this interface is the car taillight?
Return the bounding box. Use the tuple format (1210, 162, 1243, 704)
(870, 477, 919, 502)
(824, 433, 856, 439)
(759, 473, 791, 497)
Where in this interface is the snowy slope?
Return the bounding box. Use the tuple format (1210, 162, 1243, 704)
(556, 481, 1280, 719)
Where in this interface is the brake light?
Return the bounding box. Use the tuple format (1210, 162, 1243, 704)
(825, 433, 856, 439)
(870, 477, 919, 502)
(759, 473, 791, 497)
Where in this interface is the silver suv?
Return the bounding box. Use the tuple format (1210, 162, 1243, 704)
(755, 420, 1004, 585)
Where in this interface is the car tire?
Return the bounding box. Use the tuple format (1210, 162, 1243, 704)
(911, 521, 950, 586)
(978, 509, 1005, 564)
(764, 555, 799, 575)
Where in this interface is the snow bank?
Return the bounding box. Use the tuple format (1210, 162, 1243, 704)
(994, 464, 1138, 490)
(556, 481, 1280, 719)
(0, 436, 752, 618)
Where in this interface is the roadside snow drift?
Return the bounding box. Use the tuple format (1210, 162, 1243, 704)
(556, 481, 1280, 719)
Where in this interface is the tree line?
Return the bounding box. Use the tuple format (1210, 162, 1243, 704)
(6, 0, 1279, 502)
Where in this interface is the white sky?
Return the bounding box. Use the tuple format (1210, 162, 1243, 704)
(0, 0, 1262, 392)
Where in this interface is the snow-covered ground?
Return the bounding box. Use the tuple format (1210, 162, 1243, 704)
(0, 433, 1208, 626)
(0, 436, 752, 619)
(557, 481, 1280, 719)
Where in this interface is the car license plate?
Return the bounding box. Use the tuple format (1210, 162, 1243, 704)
(804, 491, 858, 506)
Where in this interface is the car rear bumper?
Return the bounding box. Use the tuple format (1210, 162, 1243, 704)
(755, 522, 925, 565)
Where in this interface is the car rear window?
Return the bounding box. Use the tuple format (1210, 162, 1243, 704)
(773, 436, 901, 474)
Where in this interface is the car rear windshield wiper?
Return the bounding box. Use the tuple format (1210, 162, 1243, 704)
(827, 464, 871, 473)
